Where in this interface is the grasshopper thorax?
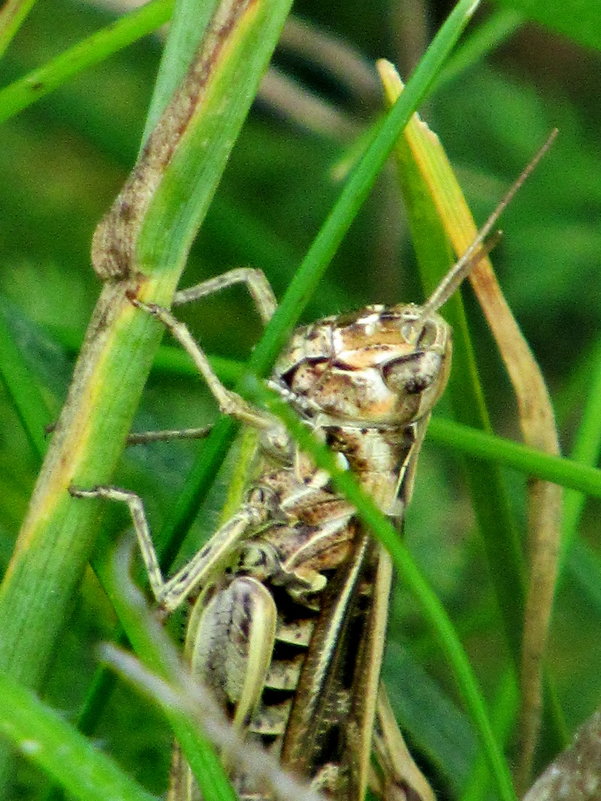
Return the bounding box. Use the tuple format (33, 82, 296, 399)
(272, 304, 452, 428)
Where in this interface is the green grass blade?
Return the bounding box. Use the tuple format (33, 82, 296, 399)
(429, 417, 601, 498)
(0, 0, 175, 125)
(0, 3, 295, 790)
(0, 672, 158, 801)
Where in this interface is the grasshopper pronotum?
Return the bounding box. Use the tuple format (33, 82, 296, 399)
(72, 146, 550, 801)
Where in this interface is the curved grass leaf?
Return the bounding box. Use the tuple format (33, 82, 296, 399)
(0, 671, 158, 801)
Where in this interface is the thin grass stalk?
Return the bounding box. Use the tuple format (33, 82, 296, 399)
(0, 0, 175, 125)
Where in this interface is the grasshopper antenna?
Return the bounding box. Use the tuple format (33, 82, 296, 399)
(420, 128, 558, 319)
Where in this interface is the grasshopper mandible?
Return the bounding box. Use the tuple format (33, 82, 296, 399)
(71, 157, 540, 800)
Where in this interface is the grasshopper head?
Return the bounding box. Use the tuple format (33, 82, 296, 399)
(272, 304, 452, 427)
(271, 132, 556, 430)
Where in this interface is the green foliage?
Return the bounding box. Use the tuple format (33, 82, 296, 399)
(0, 1, 600, 800)
(493, 0, 601, 50)
(0, 671, 158, 801)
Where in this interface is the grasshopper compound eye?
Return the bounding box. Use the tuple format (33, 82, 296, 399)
(382, 350, 443, 395)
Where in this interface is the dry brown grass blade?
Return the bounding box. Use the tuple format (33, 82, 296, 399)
(470, 271, 561, 794)
(378, 61, 561, 792)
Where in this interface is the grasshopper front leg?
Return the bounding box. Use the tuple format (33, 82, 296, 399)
(126, 267, 278, 444)
(130, 267, 277, 444)
(172, 267, 277, 324)
(130, 296, 272, 432)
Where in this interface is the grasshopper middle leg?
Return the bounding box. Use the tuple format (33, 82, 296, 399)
(69, 484, 275, 614)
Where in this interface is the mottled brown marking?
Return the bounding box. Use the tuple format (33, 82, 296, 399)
(91, 0, 255, 281)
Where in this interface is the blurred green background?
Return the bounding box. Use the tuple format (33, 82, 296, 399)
(0, 1, 600, 798)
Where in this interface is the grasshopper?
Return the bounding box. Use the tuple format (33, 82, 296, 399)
(71, 155, 540, 800)
(72, 262, 468, 801)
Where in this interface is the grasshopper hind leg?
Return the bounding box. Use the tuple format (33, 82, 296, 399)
(177, 576, 278, 799)
(187, 576, 278, 732)
(371, 687, 436, 801)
